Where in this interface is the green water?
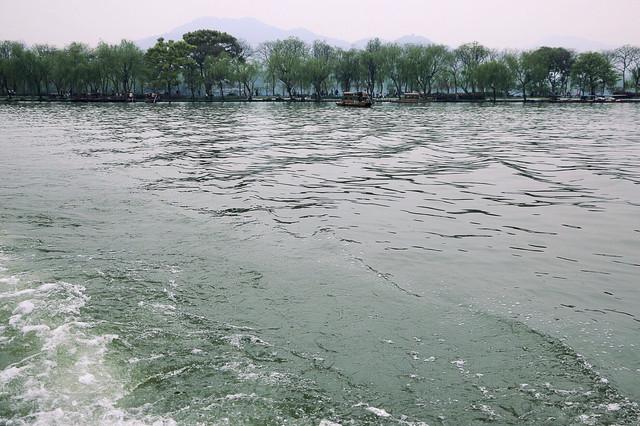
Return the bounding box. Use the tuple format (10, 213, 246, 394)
(0, 102, 639, 425)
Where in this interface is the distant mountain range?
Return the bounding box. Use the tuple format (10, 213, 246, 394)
(136, 17, 432, 50)
(531, 35, 614, 52)
(136, 16, 612, 52)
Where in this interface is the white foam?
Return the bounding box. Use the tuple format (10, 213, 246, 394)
(451, 359, 465, 369)
(319, 420, 342, 426)
(21, 324, 51, 335)
(14, 300, 35, 315)
(0, 276, 20, 285)
(224, 333, 271, 349)
(578, 414, 598, 425)
(0, 366, 25, 384)
(606, 403, 621, 411)
(366, 406, 391, 417)
(37, 283, 59, 292)
(221, 393, 256, 401)
(0, 288, 35, 299)
(78, 373, 95, 385)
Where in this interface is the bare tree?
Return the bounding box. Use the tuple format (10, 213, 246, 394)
(611, 45, 640, 91)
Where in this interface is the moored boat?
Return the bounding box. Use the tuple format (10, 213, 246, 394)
(394, 92, 422, 103)
(336, 92, 372, 107)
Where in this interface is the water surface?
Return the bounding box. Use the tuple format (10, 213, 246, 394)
(1, 102, 639, 424)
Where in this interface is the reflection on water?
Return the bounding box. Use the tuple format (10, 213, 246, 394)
(0, 102, 639, 424)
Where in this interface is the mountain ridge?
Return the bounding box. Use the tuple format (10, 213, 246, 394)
(135, 16, 433, 50)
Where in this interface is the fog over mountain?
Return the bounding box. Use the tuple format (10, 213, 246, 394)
(136, 17, 615, 52)
(136, 17, 433, 50)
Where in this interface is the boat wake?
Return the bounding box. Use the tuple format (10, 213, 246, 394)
(0, 249, 175, 425)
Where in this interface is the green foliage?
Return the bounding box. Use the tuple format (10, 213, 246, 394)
(334, 49, 361, 92)
(408, 44, 449, 95)
(529, 47, 575, 95)
(145, 38, 193, 95)
(381, 44, 412, 98)
(571, 52, 617, 95)
(234, 60, 261, 99)
(361, 38, 385, 95)
(475, 60, 514, 101)
(203, 53, 232, 98)
(183, 29, 242, 96)
(305, 41, 335, 99)
(266, 37, 308, 97)
(1, 30, 638, 100)
(455, 42, 490, 93)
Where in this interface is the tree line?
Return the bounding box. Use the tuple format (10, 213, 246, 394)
(2, 30, 640, 101)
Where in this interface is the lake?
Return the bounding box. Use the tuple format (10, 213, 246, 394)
(1, 102, 639, 424)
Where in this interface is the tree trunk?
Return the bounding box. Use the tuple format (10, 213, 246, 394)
(205, 82, 213, 100)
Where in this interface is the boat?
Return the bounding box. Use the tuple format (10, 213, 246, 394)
(336, 92, 373, 108)
(145, 93, 160, 103)
(394, 92, 422, 104)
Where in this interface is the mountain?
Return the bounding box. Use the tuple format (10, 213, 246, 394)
(351, 34, 433, 49)
(136, 16, 352, 49)
(136, 17, 434, 50)
(532, 35, 614, 52)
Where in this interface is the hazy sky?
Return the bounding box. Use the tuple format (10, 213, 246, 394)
(1, 0, 639, 48)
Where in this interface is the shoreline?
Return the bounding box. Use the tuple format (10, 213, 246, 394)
(2, 96, 639, 104)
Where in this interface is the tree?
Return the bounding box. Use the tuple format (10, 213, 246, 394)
(382, 43, 411, 98)
(1, 42, 28, 95)
(631, 66, 640, 94)
(113, 40, 144, 94)
(20, 45, 54, 98)
(183, 29, 243, 97)
(611, 45, 640, 91)
(504, 50, 546, 102)
(476, 60, 513, 101)
(334, 48, 360, 93)
(410, 44, 449, 96)
(455, 42, 490, 93)
(530, 47, 575, 96)
(183, 57, 202, 100)
(204, 53, 232, 99)
(145, 38, 193, 98)
(571, 52, 617, 96)
(305, 41, 334, 99)
(256, 41, 278, 95)
(267, 38, 308, 98)
(233, 59, 260, 99)
(362, 38, 384, 96)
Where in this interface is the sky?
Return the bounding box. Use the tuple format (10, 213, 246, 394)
(1, 0, 639, 48)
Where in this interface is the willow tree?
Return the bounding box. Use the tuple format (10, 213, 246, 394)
(234, 60, 260, 99)
(267, 37, 308, 98)
(204, 53, 232, 99)
(382, 43, 411, 98)
(504, 50, 546, 101)
(334, 48, 360, 92)
(409, 44, 449, 95)
(361, 38, 384, 96)
(455, 42, 490, 93)
(476, 60, 513, 101)
(305, 41, 334, 99)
